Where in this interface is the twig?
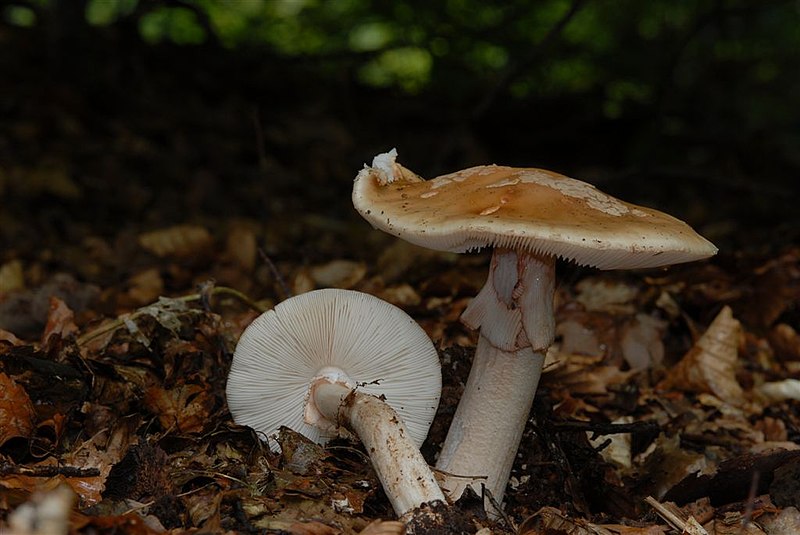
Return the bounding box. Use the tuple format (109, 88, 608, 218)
(258, 248, 292, 300)
(0, 463, 100, 478)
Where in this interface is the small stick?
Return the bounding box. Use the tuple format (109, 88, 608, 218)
(258, 248, 292, 300)
(0, 463, 100, 478)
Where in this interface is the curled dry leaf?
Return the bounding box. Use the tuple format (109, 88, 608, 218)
(658, 306, 744, 406)
(0, 372, 36, 445)
(138, 224, 212, 258)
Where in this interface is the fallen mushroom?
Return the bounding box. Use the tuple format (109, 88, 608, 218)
(225, 288, 445, 517)
(352, 149, 717, 509)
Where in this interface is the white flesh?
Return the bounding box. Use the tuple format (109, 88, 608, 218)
(313, 381, 446, 517)
(436, 249, 555, 509)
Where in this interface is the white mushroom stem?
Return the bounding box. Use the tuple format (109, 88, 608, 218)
(311, 380, 446, 517)
(436, 248, 555, 508)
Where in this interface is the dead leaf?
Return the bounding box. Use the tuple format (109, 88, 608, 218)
(138, 224, 212, 258)
(286, 520, 341, 535)
(575, 277, 639, 314)
(758, 506, 800, 534)
(0, 328, 22, 344)
(226, 223, 258, 272)
(358, 520, 405, 535)
(620, 314, 666, 370)
(310, 259, 366, 289)
(124, 268, 164, 307)
(0, 259, 24, 295)
(658, 306, 744, 406)
(41, 297, 78, 343)
(519, 505, 668, 534)
(144, 381, 214, 434)
(769, 323, 800, 361)
(0, 373, 36, 445)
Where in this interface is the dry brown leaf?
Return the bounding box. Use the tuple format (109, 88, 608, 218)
(519, 505, 667, 534)
(41, 296, 78, 343)
(144, 382, 214, 434)
(545, 353, 634, 395)
(658, 306, 744, 406)
(124, 268, 164, 307)
(769, 323, 800, 361)
(287, 520, 341, 535)
(620, 314, 666, 370)
(309, 259, 366, 289)
(759, 506, 800, 534)
(138, 224, 212, 258)
(358, 520, 405, 535)
(0, 372, 36, 445)
(0, 327, 23, 344)
(575, 277, 638, 314)
(377, 283, 421, 307)
(0, 259, 24, 295)
(226, 223, 258, 272)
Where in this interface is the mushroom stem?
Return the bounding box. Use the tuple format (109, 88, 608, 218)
(437, 248, 555, 509)
(313, 381, 446, 517)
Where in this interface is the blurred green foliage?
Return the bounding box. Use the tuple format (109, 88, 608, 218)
(3, 0, 797, 124)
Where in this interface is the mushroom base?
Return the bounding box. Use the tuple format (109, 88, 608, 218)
(436, 336, 545, 510)
(311, 381, 446, 516)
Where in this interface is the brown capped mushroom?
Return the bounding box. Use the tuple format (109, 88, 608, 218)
(352, 149, 717, 510)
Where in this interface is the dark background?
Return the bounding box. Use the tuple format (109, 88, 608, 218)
(1, 0, 798, 267)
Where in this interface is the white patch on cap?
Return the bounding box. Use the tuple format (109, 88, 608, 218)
(515, 171, 648, 217)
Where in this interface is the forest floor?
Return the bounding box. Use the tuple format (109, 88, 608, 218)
(1, 27, 799, 535)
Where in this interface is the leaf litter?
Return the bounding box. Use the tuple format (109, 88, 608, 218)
(1, 50, 799, 532)
(0, 240, 797, 534)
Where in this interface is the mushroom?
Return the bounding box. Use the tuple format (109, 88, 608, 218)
(352, 149, 717, 508)
(226, 288, 445, 517)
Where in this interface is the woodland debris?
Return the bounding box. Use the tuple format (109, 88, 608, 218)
(658, 306, 744, 406)
(138, 224, 213, 258)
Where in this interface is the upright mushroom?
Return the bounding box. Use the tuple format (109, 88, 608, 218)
(352, 150, 717, 508)
(226, 288, 445, 517)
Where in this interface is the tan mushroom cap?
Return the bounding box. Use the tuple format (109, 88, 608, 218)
(353, 152, 717, 270)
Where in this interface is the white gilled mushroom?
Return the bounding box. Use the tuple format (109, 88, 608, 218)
(352, 149, 718, 508)
(225, 288, 445, 517)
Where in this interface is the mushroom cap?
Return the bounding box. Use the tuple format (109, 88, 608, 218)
(226, 288, 441, 449)
(353, 151, 717, 270)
